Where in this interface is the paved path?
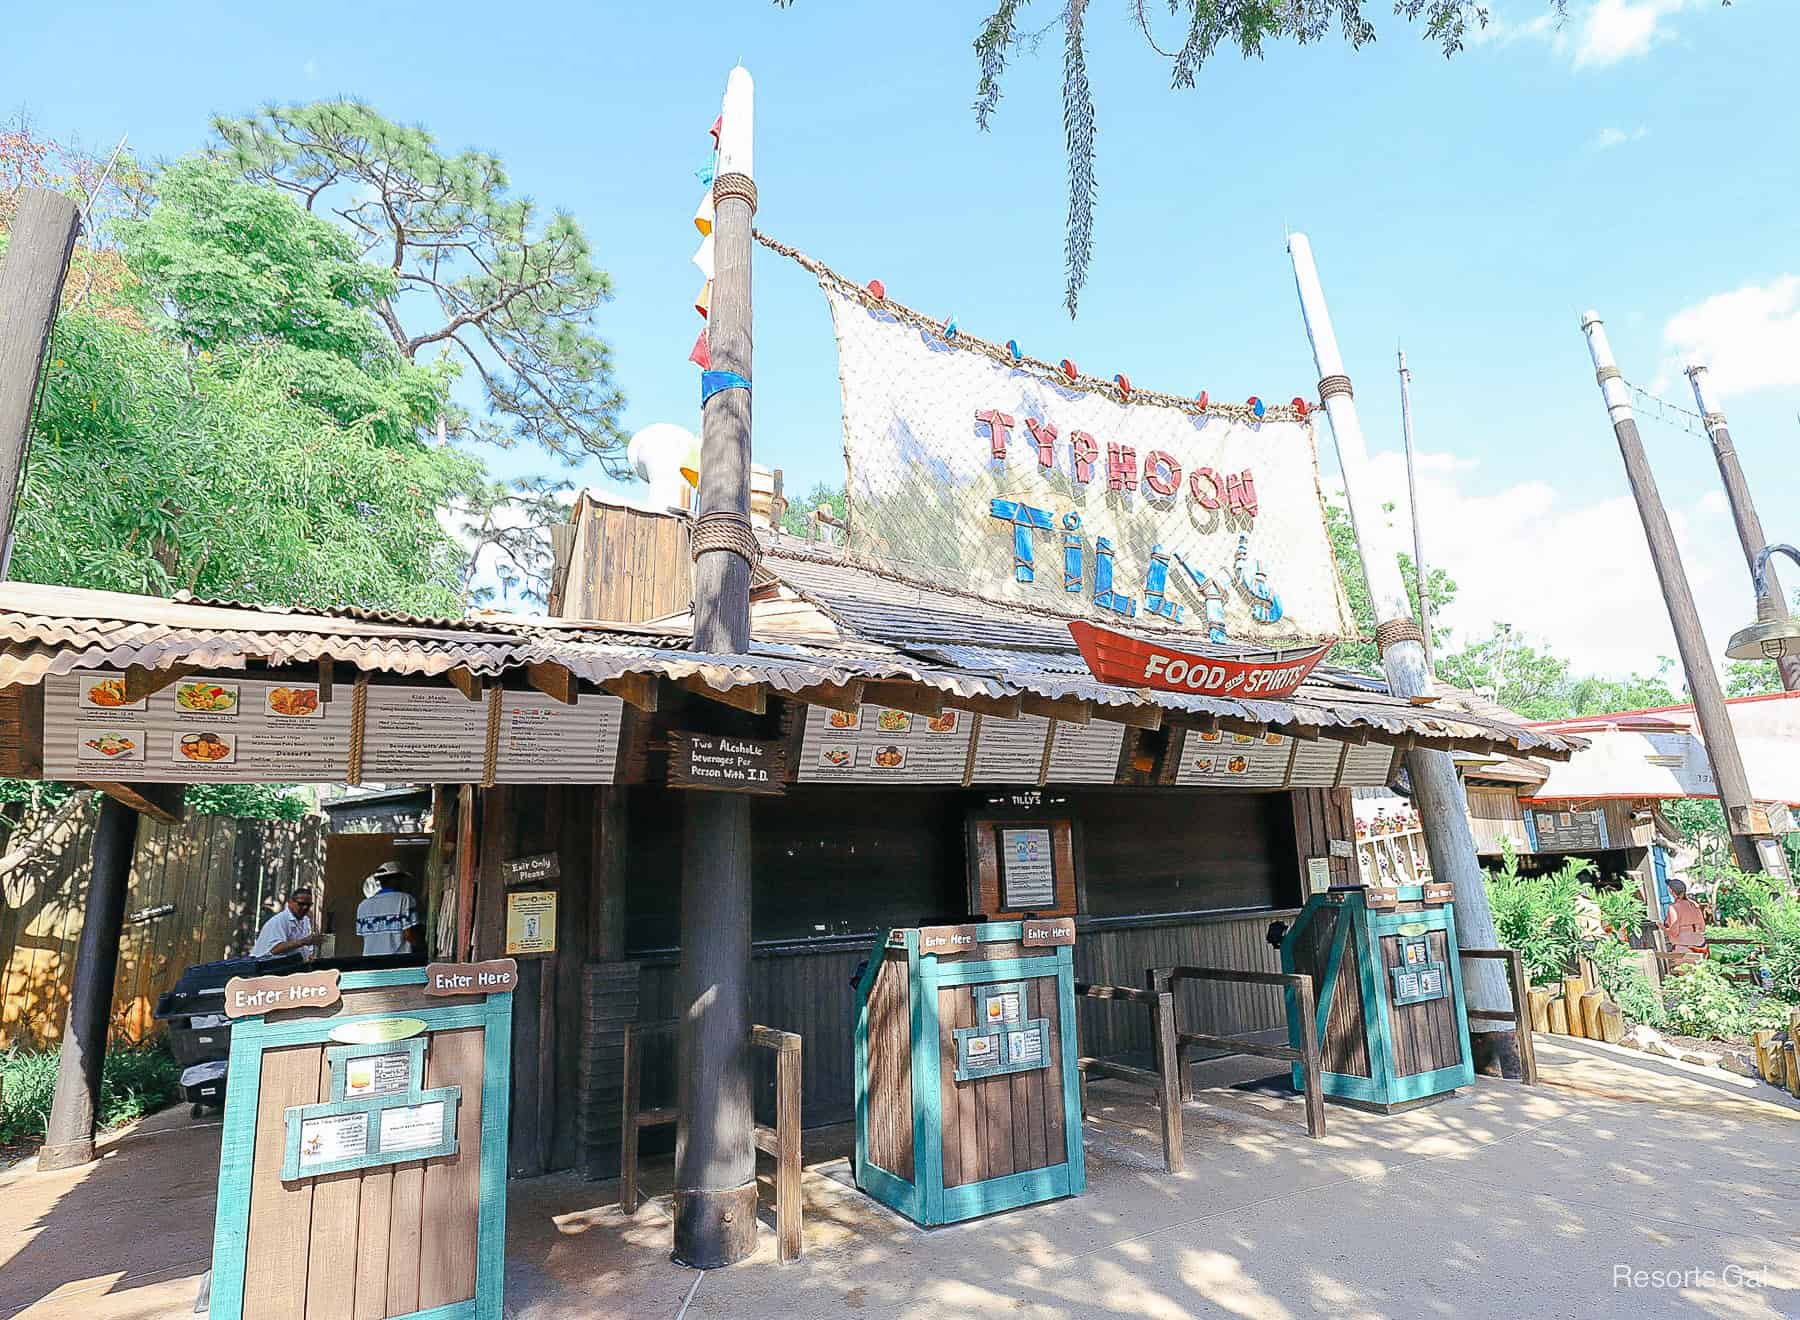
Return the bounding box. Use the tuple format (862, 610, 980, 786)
(4, 1037, 1797, 1319)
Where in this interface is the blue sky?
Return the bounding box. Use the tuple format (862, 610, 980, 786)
(9, 1, 1797, 675)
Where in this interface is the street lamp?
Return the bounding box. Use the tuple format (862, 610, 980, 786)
(1726, 544, 1800, 661)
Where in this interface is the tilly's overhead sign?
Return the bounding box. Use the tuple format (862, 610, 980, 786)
(822, 285, 1351, 646)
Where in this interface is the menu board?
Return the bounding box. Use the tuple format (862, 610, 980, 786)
(968, 714, 1052, 783)
(43, 670, 624, 784)
(378, 1100, 448, 1154)
(299, 1112, 369, 1169)
(1530, 807, 1607, 852)
(797, 703, 972, 783)
(1045, 721, 1126, 783)
(998, 827, 1057, 909)
(1175, 729, 1396, 789)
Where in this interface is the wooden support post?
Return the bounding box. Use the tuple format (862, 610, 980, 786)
(676, 675, 766, 715)
(1150, 989, 1183, 1175)
(1295, 974, 1327, 1137)
(1686, 365, 1800, 692)
(1291, 232, 1514, 1058)
(601, 672, 659, 712)
(0, 188, 80, 573)
(525, 661, 578, 705)
(1582, 315, 1775, 875)
(40, 794, 141, 1170)
(860, 681, 944, 717)
(674, 64, 759, 1271)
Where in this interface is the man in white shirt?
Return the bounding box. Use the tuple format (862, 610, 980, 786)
(250, 888, 322, 960)
(355, 862, 419, 957)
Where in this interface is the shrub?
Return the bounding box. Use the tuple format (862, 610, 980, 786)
(1590, 874, 1647, 938)
(0, 1040, 180, 1148)
(1587, 936, 1665, 1028)
(1485, 844, 1588, 986)
(1759, 892, 1800, 1005)
(1661, 961, 1787, 1042)
(1712, 869, 1780, 928)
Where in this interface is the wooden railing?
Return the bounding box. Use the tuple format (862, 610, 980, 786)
(1147, 965, 1325, 1139)
(1457, 947, 1539, 1086)
(620, 1019, 806, 1263)
(1072, 982, 1183, 1174)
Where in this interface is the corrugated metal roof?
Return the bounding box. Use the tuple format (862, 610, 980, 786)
(0, 576, 1583, 759)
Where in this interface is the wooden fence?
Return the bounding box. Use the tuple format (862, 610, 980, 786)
(0, 795, 325, 1046)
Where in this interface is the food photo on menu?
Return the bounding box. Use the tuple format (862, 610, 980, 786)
(80, 730, 143, 762)
(175, 680, 239, 713)
(80, 676, 144, 710)
(267, 685, 323, 717)
(175, 730, 236, 764)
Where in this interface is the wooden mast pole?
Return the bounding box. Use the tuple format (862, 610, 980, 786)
(0, 187, 80, 575)
(673, 65, 759, 1269)
(1287, 234, 1516, 1063)
(1686, 363, 1800, 692)
(1581, 314, 1777, 875)
(1397, 349, 1432, 669)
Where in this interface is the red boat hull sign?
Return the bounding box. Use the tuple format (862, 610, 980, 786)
(1068, 621, 1335, 699)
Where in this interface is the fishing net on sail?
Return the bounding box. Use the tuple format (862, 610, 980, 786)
(759, 235, 1353, 648)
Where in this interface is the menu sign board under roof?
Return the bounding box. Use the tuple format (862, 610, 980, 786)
(821, 284, 1351, 646)
(797, 704, 1124, 786)
(44, 670, 624, 784)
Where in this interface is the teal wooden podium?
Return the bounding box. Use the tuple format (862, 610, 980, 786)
(1281, 884, 1473, 1112)
(854, 920, 1085, 1225)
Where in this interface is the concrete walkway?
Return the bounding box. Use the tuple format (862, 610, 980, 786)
(4, 1037, 1797, 1319)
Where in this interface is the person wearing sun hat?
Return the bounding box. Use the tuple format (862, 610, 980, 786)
(355, 861, 420, 957)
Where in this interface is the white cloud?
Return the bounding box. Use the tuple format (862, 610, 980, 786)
(1332, 448, 1745, 679)
(1590, 124, 1648, 150)
(1661, 276, 1800, 397)
(1490, 0, 1704, 69)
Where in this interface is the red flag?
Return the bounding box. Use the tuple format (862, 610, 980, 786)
(689, 327, 711, 369)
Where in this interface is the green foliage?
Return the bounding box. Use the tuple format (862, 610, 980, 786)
(15, 309, 476, 613)
(1760, 895, 1800, 1004)
(1592, 873, 1647, 937)
(210, 100, 623, 471)
(1484, 843, 1590, 986)
(953, 1, 1736, 314)
(1587, 936, 1665, 1028)
(1323, 500, 1455, 676)
(781, 482, 848, 541)
(1712, 868, 1779, 927)
(0, 1040, 180, 1148)
(1661, 961, 1786, 1042)
(183, 784, 311, 821)
(1726, 659, 1783, 697)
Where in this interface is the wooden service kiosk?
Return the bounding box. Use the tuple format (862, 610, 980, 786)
(206, 960, 518, 1320)
(1281, 882, 1473, 1111)
(854, 915, 1084, 1226)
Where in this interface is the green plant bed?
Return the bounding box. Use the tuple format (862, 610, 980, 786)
(0, 1040, 181, 1149)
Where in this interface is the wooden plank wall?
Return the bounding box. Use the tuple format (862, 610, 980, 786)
(936, 973, 1061, 1188)
(1466, 786, 1529, 856)
(864, 951, 913, 1180)
(1380, 929, 1462, 1078)
(1290, 787, 1356, 888)
(559, 501, 691, 624)
(470, 784, 596, 1177)
(0, 799, 325, 1046)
